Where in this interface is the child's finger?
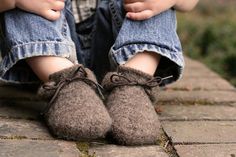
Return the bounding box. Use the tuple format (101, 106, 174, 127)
(126, 10, 154, 21)
(124, 0, 145, 4)
(124, 2, 145, 12)
(43, 10, 61, 21)
(51, 1, 65, 11)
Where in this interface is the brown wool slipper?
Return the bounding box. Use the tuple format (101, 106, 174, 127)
(102, 66, 162, 145)
(38, 64, 112, 140)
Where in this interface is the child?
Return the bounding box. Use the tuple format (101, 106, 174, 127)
(0, 0, 198, 145)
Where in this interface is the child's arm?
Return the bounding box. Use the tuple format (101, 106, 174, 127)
(124, 0, 199, 21)
(174, 0, 199, 12)
(0, 0, 15, 12)
(0, 0, 65, 21)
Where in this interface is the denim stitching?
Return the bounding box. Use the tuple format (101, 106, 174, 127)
(0, 23, 3, 57)
(61, 0, 74, 37)
(109, 43, 184, 67)
(8, 41, 74, 52)
(0, 41, 75, 71)
(0, 42, 75, 75)
(0, 24, 3, 41)
(0, 17, 8, 58)
(109, 0, 123, 33)
(65, 0, 75, 17)
(61, 13, 68, 37)
(0, 53, 72, 81)
(109, 43, 184, 84)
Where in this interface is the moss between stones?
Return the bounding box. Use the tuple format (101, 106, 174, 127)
(157, 100, 230, 106)
(76, 142, 96, 157)
(156, 129, 179, 157)
(0, 135, 27, 140)
(165, 87, 202, 91)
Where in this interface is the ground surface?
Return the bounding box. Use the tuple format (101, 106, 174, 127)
(0, 57, 236, 157)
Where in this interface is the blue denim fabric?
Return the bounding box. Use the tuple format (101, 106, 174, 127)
(0, 0, 78, 84)
(89, 0, 184, 84)
(111, 9, 184, 84)
(0, 0, 184, 85)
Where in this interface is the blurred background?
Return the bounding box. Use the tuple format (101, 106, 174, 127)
(177, 0, 236, 85)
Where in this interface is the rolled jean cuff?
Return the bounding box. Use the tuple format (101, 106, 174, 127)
(109, 43, 184, 85)
(0, 2, 78, 85)
(0, 41, 77, 84)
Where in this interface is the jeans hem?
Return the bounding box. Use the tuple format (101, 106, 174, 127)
(0, 41, 77, 84)
(109, 43, 184, 85)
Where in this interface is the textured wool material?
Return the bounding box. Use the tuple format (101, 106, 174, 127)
(38, 64, 112, 140)
(102, 66, 161, 145)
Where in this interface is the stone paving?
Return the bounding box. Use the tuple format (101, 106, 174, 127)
(159, 57, 236, 157)
(0, 56, 236, 157)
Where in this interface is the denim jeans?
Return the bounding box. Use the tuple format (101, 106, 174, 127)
(0, 0, 184, 86)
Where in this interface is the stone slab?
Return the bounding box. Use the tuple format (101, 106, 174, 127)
(166, 77, 235, 91)
(183, 67, 219, 78)
(0, 86, 38, 100)
(175, 144, 236, 157)
(0, 118, 52, 139)
(0, 139, 81, 157)
(157, 91, 236, 104)
(0, 99, 46, 114)
(0, 103, 39, 120)
(89, 145, 169, 157)
(159, 104, 236, 121)
(184, 57, 208, 69)
(162, 121, 236, 144)
(183, 57, 219, 78)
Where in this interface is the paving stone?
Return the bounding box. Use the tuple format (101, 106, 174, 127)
(182, 68, 218, 78)
(166, 77, 235, 91)
(0, 56, 234, 157)
(89, 144, 169, 157)
(0, 118, 52, 139)
(0, 103, 39, 120)
(0, 86, 38, 100)
(183, 57, 219, 77)
(183, 67, 219, 78)
(184, 57, 208, 69)
(157, 91, 236, 104)
(0, 139, 81, 157)
(175, 144, 236, 157)
(159, 104, 236, 121)
(230, 102, 236, 106)
(184, 57, 219, 76)
(0, 99, 46, 113)
(162, 121, 236, 144)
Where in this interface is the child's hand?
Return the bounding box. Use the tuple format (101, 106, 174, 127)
(15, 0, 65, 21)
(124, 0, 199, 21)
(124, 0, 176, 21)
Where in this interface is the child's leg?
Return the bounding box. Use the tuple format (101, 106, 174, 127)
(94, 0, 183, 145)
(109, 8, 184, 82)
(0, 0, 111, 140)
(0, 8, 78, 84)
(26, 56, 74, 82)
(124, 51, 161, 75)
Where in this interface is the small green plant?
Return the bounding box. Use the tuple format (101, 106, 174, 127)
(76, 142, 96, 157)
(177, 0, 236, 86)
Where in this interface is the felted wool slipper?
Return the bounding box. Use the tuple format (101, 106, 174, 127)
(102, 66, 162, 145)
(38, 64, 112, 140)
